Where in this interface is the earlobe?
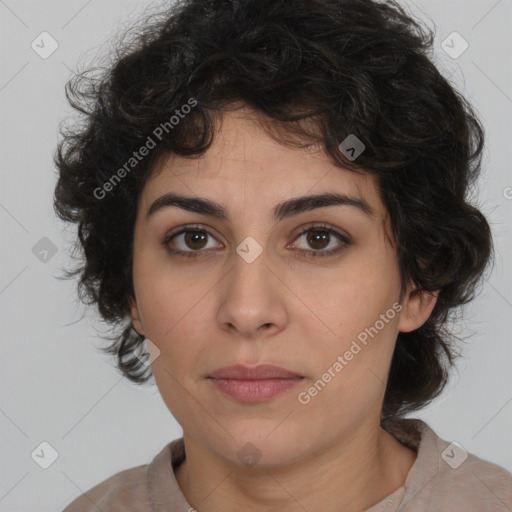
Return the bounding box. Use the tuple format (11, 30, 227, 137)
(129, 297, 145, 336)
(398, 288, 439, 333)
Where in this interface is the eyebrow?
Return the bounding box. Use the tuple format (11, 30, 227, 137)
(146, 192, 376, 222)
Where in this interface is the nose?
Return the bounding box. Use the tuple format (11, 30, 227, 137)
(216, 243, 288, 340)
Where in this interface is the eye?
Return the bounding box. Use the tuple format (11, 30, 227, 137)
(163, 225, 223, 258)
(289, 223, 350, 258)
(162, 223, 350, 259)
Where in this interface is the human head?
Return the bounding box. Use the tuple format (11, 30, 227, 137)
(54, 0, 494, 422)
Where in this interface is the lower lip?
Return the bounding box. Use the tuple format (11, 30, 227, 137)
(208, 377, 303, 402)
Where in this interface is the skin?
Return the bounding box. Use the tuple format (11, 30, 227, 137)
(129, 105, 438, 512)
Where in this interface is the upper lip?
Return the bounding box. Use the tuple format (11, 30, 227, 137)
(208, 364, 303, 380)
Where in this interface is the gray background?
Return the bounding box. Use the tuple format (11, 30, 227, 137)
(1, 0, 511, 510)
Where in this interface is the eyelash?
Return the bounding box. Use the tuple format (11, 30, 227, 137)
(162, 223, 350, 260)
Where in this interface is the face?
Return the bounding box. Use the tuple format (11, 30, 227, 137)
(129, 106, 437, 467)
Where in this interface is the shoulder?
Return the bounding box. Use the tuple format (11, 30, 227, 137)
(380, 418, 512, 511)
(60, 439, 185, 512)
(434, 442, 512, 510)
(61, 463, 151, 512)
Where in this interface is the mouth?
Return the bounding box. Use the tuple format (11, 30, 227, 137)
(207, 364, 304, 403)
(208, 377, 304, 402)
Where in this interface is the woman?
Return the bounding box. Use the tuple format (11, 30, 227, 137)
(55, 0, 512, 510)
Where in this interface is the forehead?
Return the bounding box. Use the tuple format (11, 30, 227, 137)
(142, 107, 387, 223)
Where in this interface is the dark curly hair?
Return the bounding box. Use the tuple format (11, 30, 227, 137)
(53, 0, 494, 419)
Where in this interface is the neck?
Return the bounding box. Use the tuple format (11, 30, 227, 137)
(175, 420, 417, 512)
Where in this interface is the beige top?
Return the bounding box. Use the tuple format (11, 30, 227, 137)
(61, 418, 512, 511)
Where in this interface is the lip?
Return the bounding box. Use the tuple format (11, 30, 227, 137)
(209, 378, 303, 402)
(207, 364, 304, 403)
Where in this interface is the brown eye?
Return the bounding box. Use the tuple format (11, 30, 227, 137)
(292, 224, 349, 257)
(163, 227, 223, 257)
(183, 230, 208, 250)
(306, 229, 331, 250)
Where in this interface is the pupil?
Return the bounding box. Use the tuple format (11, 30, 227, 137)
(186, 231, 207, 250)
(308, 230, 329, 249)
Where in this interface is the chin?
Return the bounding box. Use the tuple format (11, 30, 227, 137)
(207, 425, 308, 469)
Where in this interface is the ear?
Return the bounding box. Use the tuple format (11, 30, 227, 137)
(128, 296, 145, 336)
(398, 287, 439, 333)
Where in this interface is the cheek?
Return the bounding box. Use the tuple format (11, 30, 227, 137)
(133, 250, 195, 334)
(299, 313, 399, 427)
(328, 253, 401, 345)
(306, 274, 401, 393)
(133, 255, 215, 364)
